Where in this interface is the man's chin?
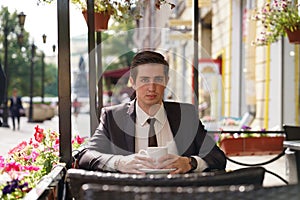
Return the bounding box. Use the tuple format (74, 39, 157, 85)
(147, 102, 161, 115)
(145, 97, 161, 104)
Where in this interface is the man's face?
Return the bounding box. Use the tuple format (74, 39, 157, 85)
(130, 63, 168, 113)
(13, 90, 17, 97)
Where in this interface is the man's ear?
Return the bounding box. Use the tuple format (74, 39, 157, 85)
(129, 77, 136, 89)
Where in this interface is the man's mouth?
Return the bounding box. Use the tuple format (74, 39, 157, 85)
(146, 94, 157, 99)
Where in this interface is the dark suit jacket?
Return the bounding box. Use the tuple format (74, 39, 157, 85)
(78, 100, 226, 171)
(9, 96, 23, 117)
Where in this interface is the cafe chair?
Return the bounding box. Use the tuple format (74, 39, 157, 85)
(79, 183, 300, 200)
(283, 124, 300, 184)
(66, 167, 265, 199)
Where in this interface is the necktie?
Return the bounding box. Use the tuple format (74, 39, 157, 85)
(147, 118, 157, 147)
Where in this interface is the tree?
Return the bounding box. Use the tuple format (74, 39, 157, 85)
(0, 6, 30, 96)
(0, 6, 57, 99)
(101, 20, 136, 71)
(45, 62, 58, 97)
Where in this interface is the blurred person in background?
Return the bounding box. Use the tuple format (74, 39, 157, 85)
(9, 88, 24, 130)
(73, 98, 81, 118)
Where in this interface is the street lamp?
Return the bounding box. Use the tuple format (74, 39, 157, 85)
(41, 34, 46, 104)
(1, 11, 26, 128)
(52, 44, 56, 53)
(28, 42, 36, 122)
(18, 12, 26, 27)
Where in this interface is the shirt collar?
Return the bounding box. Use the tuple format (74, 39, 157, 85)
(135, 101, 166, 127)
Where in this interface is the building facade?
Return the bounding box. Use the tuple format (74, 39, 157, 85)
(134, 0, 300, 129)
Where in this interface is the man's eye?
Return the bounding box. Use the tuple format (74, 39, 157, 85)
(154, 77, 164, 83)
(140, 78, 150, 83)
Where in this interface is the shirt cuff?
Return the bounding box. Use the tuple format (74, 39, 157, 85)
(192, 156, 208, 172)
(102, 155, 124, 172)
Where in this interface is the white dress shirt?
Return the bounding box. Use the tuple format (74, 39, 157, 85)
(135, 102, 178, 155)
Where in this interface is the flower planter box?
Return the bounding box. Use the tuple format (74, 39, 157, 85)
(1, 126, 86, 199)
(220, 136, 285, 156)
(24, 104, 55, 122)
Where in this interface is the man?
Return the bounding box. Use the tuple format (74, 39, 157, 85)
(78, 51, 226, 174)
(9, 88, 24, 130)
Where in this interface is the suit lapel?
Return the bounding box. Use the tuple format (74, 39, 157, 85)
(164, 102, 181, 137)
(123, 100, 136, 153)
(165, 102, 191, 155)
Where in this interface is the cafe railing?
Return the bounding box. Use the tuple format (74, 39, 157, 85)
(208, 130, 288, 185)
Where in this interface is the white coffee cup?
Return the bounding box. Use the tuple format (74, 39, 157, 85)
(138, 146, 168, 163)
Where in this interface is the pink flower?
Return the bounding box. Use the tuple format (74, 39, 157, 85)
(34, 125, 45, 143)
(53, 143, 59, 151)
(34, 132, 44, 143)
(5, 162, 22, 172)
(8, 141, 27, 155)
(74, 135, 85, 145)
(24, 151, 39, 162)
(34, 125, 44, 134)
(24, 165, 40, 171)
(31, 151, 39, 161)
(50, 131, 58, 140)
(0, 156, 5, 168)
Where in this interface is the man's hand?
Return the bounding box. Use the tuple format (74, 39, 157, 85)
(117, 154, 157, 174)
(156, 154, 191, 174)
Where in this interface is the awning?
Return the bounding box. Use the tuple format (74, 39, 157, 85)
(102, 67, 130, 78)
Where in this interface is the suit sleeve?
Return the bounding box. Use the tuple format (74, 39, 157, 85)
(78, 108, 116, 171)
(195, 120, 227, 171)
(166, 102, 226, 171)
(181, 103, 226, 171)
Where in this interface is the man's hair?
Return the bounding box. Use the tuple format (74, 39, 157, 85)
(130, 51, 169, 82)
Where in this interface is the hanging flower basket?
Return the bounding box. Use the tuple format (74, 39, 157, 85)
(286, 28, 300, 44)
(252, 0, 300, 46)
(82, 10, 110, 31)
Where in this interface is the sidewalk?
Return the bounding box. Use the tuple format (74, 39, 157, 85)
(0, 116, 59, 156)
(0, 114, 91, 156)
(0, 115, 288, 187)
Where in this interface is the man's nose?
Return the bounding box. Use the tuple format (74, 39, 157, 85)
(147, 82, 156, 91)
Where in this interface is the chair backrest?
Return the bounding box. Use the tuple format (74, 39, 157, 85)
(79, 183, 300, 200)
(66, 167, 265, 199)
(283, 124, 300, 141)
(199, 167, 265, 186)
